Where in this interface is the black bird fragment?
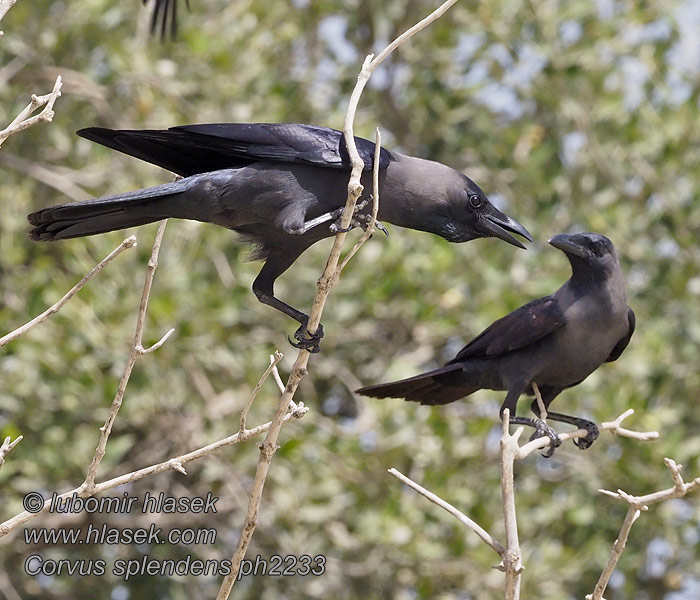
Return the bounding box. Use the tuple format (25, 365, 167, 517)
(27, 123, 531, 352)
(356, 232, 635, 455)
(142, 0, 190, 39)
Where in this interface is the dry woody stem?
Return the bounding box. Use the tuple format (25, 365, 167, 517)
(389, 406, 660, 600)
(0, 236, 138, 347)
(0, 435, 23, 472)
(0, 398, 308, 537)
(216, 2, 460, 598)
(587, 458, 700, 600)
(0, 75, 63, 148)
(83, 221, 172, 493)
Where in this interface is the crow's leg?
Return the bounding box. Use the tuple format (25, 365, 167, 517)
(500, 382, 561, 457)
(527, 386, 598, 450)
(297, 197, 388, 236)
(544, 412, 599, 450)
(253, 253, 324, 353)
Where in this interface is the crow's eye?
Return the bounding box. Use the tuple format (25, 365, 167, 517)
(469, 194, 484, 209)
(591, 241, 605, 256)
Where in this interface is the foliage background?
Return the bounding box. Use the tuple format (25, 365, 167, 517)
(1, 0, 699, 598)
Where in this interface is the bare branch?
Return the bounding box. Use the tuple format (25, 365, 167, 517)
(516, 408, 658, 460)
(0, 0, 18, 23)
(600, 408, 659, 441)
(388, 467, 505, 556)
(83, 221, 171, 493)
(586, 507, 641, 600)
(337, 128, 382, 273)
(532, 382, 547, 420)
(0, 402, 309, 537)
(500, 409, 524, 599)
(217, 3, 460, 597)
(270, 354, 286, 394)
(0, 236, 138, 347)
(598, 457, 700, 508)
(0, 75, 63, 148)
(587, 458, 700, 600)
(239, 350, 284, 435)
(0, 435, 23, 471)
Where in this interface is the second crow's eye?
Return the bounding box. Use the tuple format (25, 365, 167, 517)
(469, 194, 484, 209)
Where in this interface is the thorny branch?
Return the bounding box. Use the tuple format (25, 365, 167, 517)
(217, 2, 460, 597)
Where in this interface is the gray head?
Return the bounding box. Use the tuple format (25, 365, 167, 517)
(439, 176, 532, 249)
(548, 232, 620, 278)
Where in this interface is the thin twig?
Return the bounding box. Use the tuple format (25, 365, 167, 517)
(516, 408, 658, 460)
(587, 458, 700, 600)
(337, 128, 382, 273)
(0, 0, 18, 23)
(217, 3, 460, 597)
(0, 436, 23, 471)
(500, 409, 523, 599)
(271, 355, 286, 394)
(0, 403, 309, 537)
(239, 350, 284, 434)
(532, 382, 547, 420)
(306, 0, 459, 336)
(82, 221, 171, 493)
(388, 468, 505, 556)
(587, 507, 641, 600)
(0, 236, 138, 347)
(0, 75, 63, 148)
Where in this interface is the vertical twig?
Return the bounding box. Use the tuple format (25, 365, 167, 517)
(82, 221, 174, 493)
(217, 2, 460, 597)
(239, 350, 284, 435)
(588, 507, 641, 600)
(500, 409, 523, 600)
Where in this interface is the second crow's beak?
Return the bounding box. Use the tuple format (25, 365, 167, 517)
(548, 233, 589, 258)
(481, 208, 533, 250)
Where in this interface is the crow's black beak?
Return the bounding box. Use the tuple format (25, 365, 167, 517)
(548, 233, 589, 258)
(482, 208, 533, 249)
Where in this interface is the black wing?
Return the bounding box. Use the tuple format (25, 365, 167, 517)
(606, 307, 635, 362)
(448, 295, 566, 363)
(77, 123, 394, 178)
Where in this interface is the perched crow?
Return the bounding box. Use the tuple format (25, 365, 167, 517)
(357, 232, 635, 455)
(28, 123, 531, 351)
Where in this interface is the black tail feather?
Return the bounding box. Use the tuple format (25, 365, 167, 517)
(355, 364, 477, 406)
(28, 173, 220, 241)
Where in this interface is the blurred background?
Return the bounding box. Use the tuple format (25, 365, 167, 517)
(1, 0, 699, 598)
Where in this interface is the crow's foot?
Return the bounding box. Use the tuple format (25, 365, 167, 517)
(288, 322, 324, 353)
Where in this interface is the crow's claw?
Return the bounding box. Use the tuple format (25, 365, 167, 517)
(289, 322, 324, 353)
(329, 196, 385, 235)
(573, 421, 600, 450)
(527, 420, 562, 458)
(374, 221, 389, 236)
